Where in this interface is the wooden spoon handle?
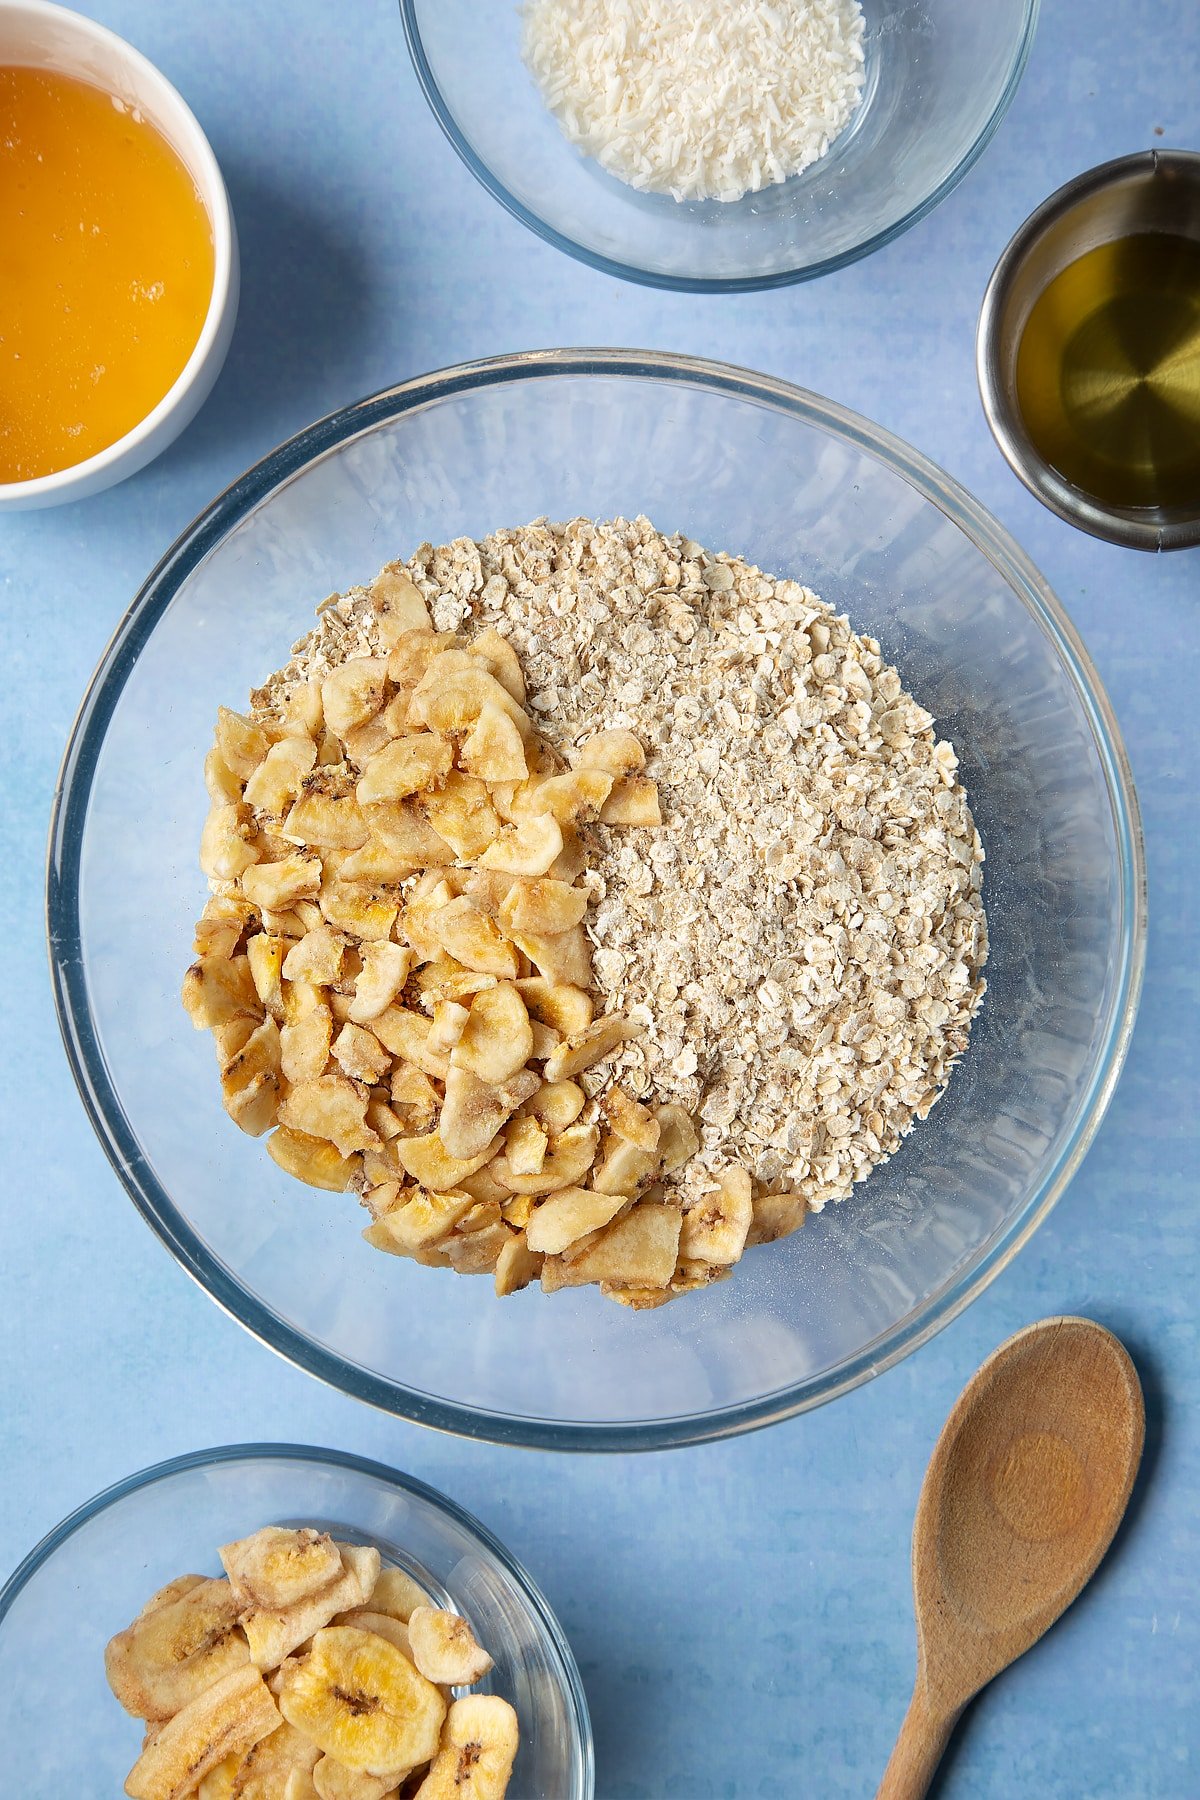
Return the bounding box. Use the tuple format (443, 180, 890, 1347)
(876, 1683, 959, 1800)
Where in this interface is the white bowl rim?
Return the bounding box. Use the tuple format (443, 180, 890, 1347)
(45, 348, 1148, 1452)
(0, 0, 235, 502)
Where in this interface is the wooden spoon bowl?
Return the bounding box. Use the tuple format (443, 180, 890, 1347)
(877, 1317, 1144, 1800)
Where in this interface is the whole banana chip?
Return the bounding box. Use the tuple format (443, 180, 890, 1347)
(279, 1625, 445, 1777)
(242, 1543, 381, 1672)
(220, 1526, 344, 1612)
(124, 1665, 280, 1800)
(412, 1696, 519, 1800)
(105, 1576, 249, 1722)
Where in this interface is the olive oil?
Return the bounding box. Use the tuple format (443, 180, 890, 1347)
(1015, 233, 1200, 511)
(0, 64, 214, 482)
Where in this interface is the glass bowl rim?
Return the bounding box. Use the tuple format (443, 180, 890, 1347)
(46, 347, 1147, 1452)
(0, 1439, 595, 1792)
(397, 0, 1041, 294)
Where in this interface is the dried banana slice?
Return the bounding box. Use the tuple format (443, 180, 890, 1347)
(105, 1576, 248, 1721)
(124, 1665, 280, 1800)
(406, 1609, 493, 1687)
(411, 1696, 519, 1800)
(243, 1543, 381, 1672)
(366, 1568, 434, 1624)
(198, 1721, 319, 1800)
(313, 1755, 400, 1800)
(679, 1167, 753, 1266)
(278, 1625, 445, 1777)
(220, 1526, 344, 1613)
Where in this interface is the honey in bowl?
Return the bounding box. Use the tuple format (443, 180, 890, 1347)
(0, 64, 215, 483)
(1015, 232, 1200, 512)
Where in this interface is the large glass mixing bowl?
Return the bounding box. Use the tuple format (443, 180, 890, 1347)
(400, 0, 1039, 290)
(48, 351, 1144, 1450)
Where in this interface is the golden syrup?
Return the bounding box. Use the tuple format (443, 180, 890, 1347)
(0, 64, 215, 482)
(1015, 233, 1200, 511)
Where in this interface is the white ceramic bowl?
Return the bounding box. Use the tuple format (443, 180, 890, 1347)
(0, 0, 238, 511)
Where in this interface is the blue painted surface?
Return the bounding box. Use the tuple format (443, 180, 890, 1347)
(0, 3, 1196, 1794)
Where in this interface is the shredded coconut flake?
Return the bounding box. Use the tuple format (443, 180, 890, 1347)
(522, 0, 866, 203)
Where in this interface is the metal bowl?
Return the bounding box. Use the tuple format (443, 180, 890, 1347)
(977, 150, 1200, 552)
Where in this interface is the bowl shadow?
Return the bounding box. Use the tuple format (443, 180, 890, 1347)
(161, 167, 377, 482)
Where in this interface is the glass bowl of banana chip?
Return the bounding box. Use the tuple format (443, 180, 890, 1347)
(0, 1444, 592, 1797)
(48, 352, 1143, 1450)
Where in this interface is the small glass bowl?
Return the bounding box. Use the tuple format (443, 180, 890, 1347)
(399, 0, 1039, 291)
(0, 1444, 593, 1795)
(48, 350, 1144, 1451)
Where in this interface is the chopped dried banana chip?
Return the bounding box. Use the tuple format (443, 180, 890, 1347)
(477, 812, 562, 878)
(356, 734, 453, 806)
(451, 983, 532, 1084)
(369, 563, 432, 646)
(542, 1201, 682, 1293)
(393, 1131, 501, 1191)
(459, 702, 528, 784)
(494, 1231, 541, 1297)
(278, 1075, 378, 1158)
(518, 1079, 585, 1133)
(504, 922, 592, 988)
(598, 776, 661, 826)
(497, 877, 588, 936)
(280, 1003, 334, 1085)
(268, 1127, 360, 1192)
(572, 728, 646, 777)
(525, 1187, 625, 1255)
(469, 627, 525, 703)
(201, 802, 260, 882)
(372, 1008, 450, 1079)
(439, 1065, 539, 1161)
(591, 1132, 661, 1199)
(603, 1086, 660, 1152)
(282, 923, 347, 987)
(747, 1190, 809, 1246)
(321, 657, 389, 738)
(348, 942, 413, 1024)
(333, 1022, 392, 1085)
(216, 707, 271, 781)
(363, 1188, 473, 1255)
(425, 896, 519, 979)
(241, 854, 322, 912)
(488, 1122, 600, 1196)
(680, 1166, 753, 1265)
(504, 1114, 547, 1176)
(515, 980, 593, 1037)
(244, 736, 319, 819)
(284, 771, 369, 851)
(543, 1014, 638, 1082)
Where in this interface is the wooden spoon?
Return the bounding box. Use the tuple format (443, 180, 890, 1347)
(877, 1317, 1144, 1800)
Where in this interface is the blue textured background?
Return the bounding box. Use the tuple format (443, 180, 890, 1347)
(1, 3, 1196, 1794)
